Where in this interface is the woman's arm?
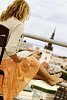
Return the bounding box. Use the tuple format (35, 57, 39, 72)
(5, 24, 24, 63)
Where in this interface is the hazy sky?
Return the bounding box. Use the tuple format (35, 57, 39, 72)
(0, 0, 67, 56)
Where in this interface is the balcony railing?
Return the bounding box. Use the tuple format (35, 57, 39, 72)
(22, 32, 67, 48)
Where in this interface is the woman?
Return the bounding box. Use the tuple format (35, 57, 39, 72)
(0, 0, 63, 100)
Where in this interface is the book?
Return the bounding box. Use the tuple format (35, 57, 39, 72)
(17, 51, 33, 58)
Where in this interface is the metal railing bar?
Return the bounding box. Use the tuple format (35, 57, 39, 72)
(22, 33, 67, 48)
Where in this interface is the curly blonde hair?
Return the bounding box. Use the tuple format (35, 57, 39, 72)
(0, 0, 30, 21)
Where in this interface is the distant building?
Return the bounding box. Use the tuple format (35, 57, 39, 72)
(50, 54, 67, 70)
(44, 28, 55, 50)
(40, 28, 56, 63)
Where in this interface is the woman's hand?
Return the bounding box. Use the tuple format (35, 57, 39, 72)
(14, 57, 22, 63)
(10, 54, 24, 63)
(32, 50, 42, 60)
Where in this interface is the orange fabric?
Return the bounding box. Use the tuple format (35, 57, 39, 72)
(0, 75, 3, 94)
(0, 56, 40, 100)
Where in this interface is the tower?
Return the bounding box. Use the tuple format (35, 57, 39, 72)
(45, 27, 56, 51)
(39, 28, 56, 64)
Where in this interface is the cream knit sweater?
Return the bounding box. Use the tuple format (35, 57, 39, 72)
(0, 17, 24, 59)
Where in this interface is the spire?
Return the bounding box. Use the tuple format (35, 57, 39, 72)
(44, 27, 56, 51)
(51, 27, 56, 39)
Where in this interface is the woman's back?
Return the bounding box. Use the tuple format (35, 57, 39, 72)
(0, 17, 24, 59)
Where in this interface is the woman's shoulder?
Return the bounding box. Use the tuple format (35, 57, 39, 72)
(10, 17, 24, 29)
(0, 16, 23, 29)
(8, 16, 22, 25)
